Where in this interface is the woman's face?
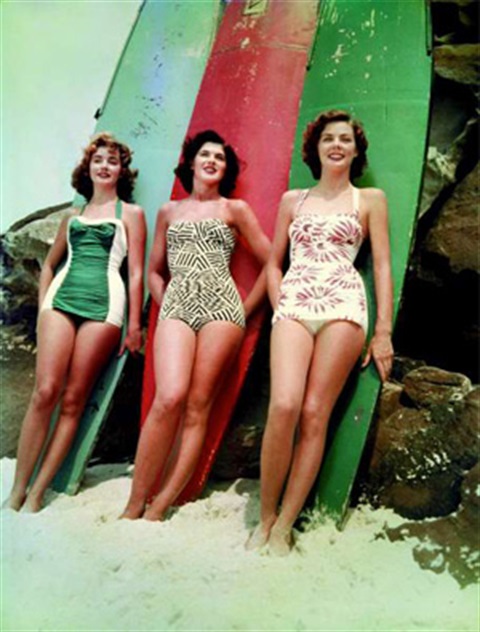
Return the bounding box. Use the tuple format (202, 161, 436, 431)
(192, 142, 227, 187)
(89, 145, 122, 188)
(317, 121, 358, 172)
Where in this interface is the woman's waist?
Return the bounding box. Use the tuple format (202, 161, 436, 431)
(284, 260, 362, 278)
(167, 271, 237, 292)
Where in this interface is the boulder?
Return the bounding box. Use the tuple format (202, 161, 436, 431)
(434, 44, 480, 85)
(403, 365, 472, 407)
(362, 373, 479, 519)
(424, 162, 480, 273)
(1, 206, 72, 325)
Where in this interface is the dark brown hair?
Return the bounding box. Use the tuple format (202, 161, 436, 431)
(302, 110, 368, 181)
(71, 132, 138, 201)
(174, 130, 240, 197)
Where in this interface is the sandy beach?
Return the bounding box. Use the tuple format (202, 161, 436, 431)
(1, 458, 477, 631)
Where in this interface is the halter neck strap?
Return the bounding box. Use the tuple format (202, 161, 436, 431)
(294, 189, 310, 216)
(115, 198, 123, 220)
(352, 186, 360, 212)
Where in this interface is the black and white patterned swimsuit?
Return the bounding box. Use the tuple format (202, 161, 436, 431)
(159, 218, 245, 332)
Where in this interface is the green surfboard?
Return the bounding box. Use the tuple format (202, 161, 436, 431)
(47, 0, 222, 495)
(289, 0, 432, 526)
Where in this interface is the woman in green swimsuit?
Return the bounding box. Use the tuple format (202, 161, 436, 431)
(8, 133, 146, 512)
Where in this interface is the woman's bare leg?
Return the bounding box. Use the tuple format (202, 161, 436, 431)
(121, 320, 196, 519)
(246, 320, 314, 550)
(269, 321, 365, 555)
(8, 310, 76, 510)
(143, 321, 244, 521)
(24, 320, 121, 512)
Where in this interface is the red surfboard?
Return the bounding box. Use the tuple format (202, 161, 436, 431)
(140, 0, 319, 503)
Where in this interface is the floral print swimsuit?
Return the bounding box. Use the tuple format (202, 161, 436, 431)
(272, 187, 368, 336)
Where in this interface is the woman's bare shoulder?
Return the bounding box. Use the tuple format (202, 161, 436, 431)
(359, 187, 387, 203)
(282, 188, 304, 203)
(122, 202, 145, 219)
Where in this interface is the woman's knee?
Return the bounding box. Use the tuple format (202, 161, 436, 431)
(31, 380, 62, 411)
(267, 396, 302, 432)
(184, 392, 211, 426)
(59, 386, 88, 419)
(150, 389, 186, 420)
(268, 394, 301, 423)
(300, 399, 331, 439)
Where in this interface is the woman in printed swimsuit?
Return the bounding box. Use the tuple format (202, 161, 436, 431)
(8, 133, 146, 512)
(247, 110, 394, 554)
(122, 130, 271, 520)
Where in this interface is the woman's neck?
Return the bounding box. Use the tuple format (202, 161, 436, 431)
(190, 180, 221, 202)
(89, 188, 118, 206)
(313, 171, 352, 197)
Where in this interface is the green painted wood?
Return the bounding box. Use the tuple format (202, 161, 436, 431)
(289, 0, 432, 526)
(49, 0, 222, 495)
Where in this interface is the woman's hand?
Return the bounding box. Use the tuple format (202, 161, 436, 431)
(119, 325, 143, 356)
(229, 200, 271, 319)
(361, 331, 393, 382)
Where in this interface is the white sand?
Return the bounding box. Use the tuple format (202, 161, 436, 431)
(1, 458, 477, 631)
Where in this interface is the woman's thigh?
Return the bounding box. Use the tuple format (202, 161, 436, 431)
(304, 320, 365, 411)
(188, 321, 244, 404)
(153, 319, 197, 401)
(35, 310, 77, 388)
(269, 320, 315, 409)
(63, 320, 122, 399)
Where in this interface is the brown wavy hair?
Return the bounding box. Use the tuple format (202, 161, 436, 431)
(71, 132, 138, 201)
(302, 110, 368, 181)
(174, 130, 240, 197)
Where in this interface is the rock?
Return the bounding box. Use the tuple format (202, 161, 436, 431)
(3, 207, 71, 265)
(1, 206, 72, 325)
(434, 44, 480, 85)
(419, 110, 477, 218)
(390, 356, 427, 383)
(424, 163, 480, 273)
(376, 381, 404, 422)
(431, 1, 479, 48)
(419, 147, 456, 219)
(403, 366, 472, 407)
(0, 325, 36, 457)
(212, 423, 264, 480)
(362, 369, 478, 519)
(0, 204, 70, 326)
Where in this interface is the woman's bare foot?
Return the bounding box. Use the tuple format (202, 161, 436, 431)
(6, 488, 27, 512)
(23, 493, 43, 513)
(245, 515, 277, 551)
(268, 524, 294, 557)
(142, 506, 165, 521)
(120, 500, 146, 520)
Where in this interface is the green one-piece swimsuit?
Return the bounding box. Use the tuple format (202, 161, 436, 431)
(41, 199, 128, 327)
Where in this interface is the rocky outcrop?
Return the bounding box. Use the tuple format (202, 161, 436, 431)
(434, 43, 480, 85)
(0, 203, 71, 327)
(424, 163, 479, 274)
(394, 0, 479, 381)
(403, 366, 472, 406)
(361, 369, 479, 520)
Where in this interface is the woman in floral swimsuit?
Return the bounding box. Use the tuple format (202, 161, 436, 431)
(247, 110, 394, 554)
